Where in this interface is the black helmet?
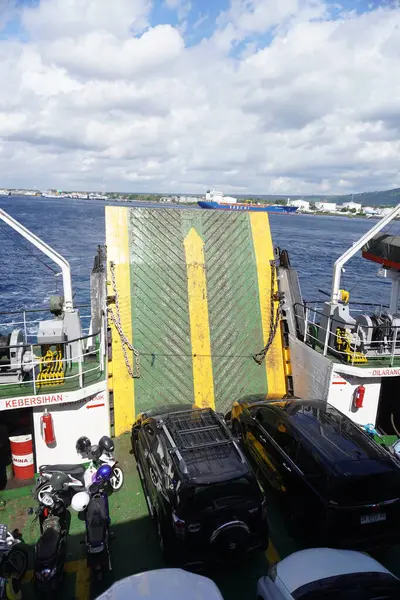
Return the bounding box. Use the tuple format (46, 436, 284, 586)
(90, 445, 102, 460)
(98, 436, 114, 453)
(49, 471, 69, 492)
(76, 436, 91, 456)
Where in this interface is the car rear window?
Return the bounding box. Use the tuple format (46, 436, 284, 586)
(189, 477, 260, 510)
(330, 469, 400, 505)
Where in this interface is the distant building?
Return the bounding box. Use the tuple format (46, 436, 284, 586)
(288, 199, 310, 211)
(315, 201, 337, 212)
(376, 207, 392, 217)
(363, 206, 378, 215)
(341, 201, 362, 212)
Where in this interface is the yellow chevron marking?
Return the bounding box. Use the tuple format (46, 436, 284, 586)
(184, 228, 215, 409)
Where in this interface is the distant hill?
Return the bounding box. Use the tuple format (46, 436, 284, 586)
(236, 187, 400, 206)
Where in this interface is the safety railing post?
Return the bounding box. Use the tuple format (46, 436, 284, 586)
(100, 324, 105, 373)
(31, 344, 36, 395)
(323, 317, 331, 356)
(304, 307, 309, 343)
(23, 311, 28, 344)
(391, 327, 397, 367)
(78, 353, 83, 388)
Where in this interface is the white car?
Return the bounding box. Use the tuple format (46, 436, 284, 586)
(95, 568, 224, 600)
(257, 548, 400, 600)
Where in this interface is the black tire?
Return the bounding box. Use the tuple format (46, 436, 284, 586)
(1, 547, 28, 580)
(156, 515, 174, 563)
(231, 420, 241, 440)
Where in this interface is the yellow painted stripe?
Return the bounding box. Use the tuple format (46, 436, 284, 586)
(266, 539, 280, 564)
(250, 213, 286, 398)
(23, 560, 90, 600)
(184, 227, 215, 409)
(69, 559, 91, 600)
(106, 206, 135, 433)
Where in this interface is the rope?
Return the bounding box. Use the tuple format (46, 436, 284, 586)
(107, 261, 140, 378)
(253, 260, 283, 364)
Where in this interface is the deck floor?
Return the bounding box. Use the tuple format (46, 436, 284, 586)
(2, 435, 400, 600)
(312, 342, 400, 368)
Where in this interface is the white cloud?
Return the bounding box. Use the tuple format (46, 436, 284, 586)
(0, 0, 399, 194)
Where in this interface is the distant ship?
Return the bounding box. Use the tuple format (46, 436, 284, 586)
(198, 189, 298, 213)
(0, 190, 11, 196)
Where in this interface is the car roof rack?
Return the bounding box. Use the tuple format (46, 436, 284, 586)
(164, 408, 231, 450)
(159, 408, 247, 477)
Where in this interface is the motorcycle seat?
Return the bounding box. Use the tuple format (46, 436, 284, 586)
(40, 464, 86, 476)
(87, 497, 108, 545)
(36, 528, 60, 562)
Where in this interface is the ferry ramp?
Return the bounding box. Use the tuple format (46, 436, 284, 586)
(106, 206, 287, 434)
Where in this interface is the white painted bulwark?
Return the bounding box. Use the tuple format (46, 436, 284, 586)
(33, 388, 110, 467)
(0, 380, 106, 411)
(327, 370, 382, 426)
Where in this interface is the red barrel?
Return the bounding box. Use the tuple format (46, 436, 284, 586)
(9, 435, 35, 480)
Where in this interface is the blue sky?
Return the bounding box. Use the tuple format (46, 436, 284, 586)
(1, 0, 388, 44)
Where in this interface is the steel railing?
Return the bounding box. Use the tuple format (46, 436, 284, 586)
(0, 327, 105, 395)
(0, 305, 92, 343)
(294, 302, 400, 367)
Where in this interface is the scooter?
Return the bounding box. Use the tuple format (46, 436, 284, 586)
(31, 472, 80, 598)
(0, 525, 27, 600)
(76, 435, 124, 491)
(72, 464, 113, 582)
(35, 436, 123, 503)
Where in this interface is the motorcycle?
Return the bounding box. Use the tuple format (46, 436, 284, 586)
(31, 472, 82, 598)
(35, 435, 123, 503)
(72, 464, 113, 582)
(76, 435, 124, 492)
(0, 525, 27, 600)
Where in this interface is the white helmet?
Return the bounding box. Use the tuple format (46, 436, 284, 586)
(71, 491, 90, 512)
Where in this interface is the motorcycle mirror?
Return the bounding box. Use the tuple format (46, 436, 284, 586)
(27, 507, 34, 515)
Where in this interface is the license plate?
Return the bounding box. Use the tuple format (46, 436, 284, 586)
(360, 513, 386, 524)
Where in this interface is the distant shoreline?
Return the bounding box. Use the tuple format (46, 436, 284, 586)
(0, 194, 392, 219)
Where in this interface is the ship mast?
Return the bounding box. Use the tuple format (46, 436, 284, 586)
(0, 208, 74, 311)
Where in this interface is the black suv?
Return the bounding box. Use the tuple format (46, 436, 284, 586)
(230, 397, 400, 549)
(131, 404, 269, 568)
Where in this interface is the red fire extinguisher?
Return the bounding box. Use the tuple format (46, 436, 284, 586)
(41, 409, 56, 445)
(353, 385, 365, 409)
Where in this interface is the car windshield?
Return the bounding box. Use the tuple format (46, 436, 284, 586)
(293, 572, 400, 600)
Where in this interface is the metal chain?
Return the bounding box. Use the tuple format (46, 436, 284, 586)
(253, 260, 283, 365)
(107, 261, 140, 378)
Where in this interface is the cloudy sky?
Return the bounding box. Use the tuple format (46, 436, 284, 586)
(0, 0, 399, 195)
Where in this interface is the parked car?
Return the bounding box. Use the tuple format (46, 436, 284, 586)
(95, 568, 224, 600)
(229, 397, 400, 548)
(131, 404, 269, 568)
(257, 548, 400, 600)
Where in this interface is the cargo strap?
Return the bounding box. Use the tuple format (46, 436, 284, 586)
(253, 260, 283, 365)
(108, 261, 140, 378)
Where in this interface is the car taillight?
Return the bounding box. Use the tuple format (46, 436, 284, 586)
(172, 512, 185, 539)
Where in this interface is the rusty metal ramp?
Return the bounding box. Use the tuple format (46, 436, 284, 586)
(106, 206, 286, 434)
